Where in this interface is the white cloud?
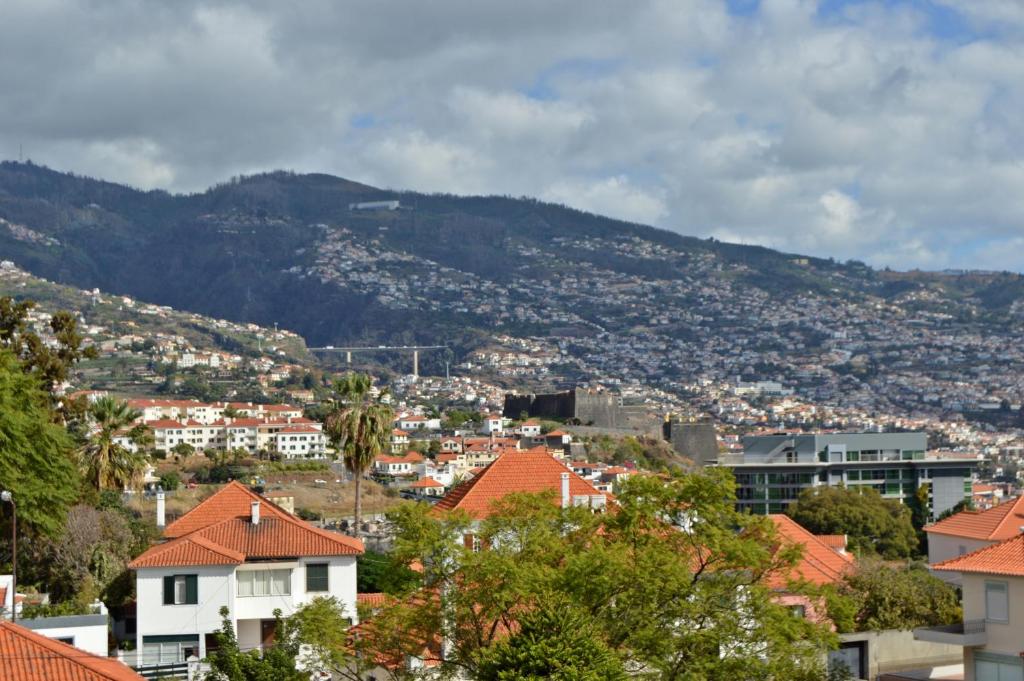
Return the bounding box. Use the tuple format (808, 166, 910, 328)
(1, 0, 1024, 269)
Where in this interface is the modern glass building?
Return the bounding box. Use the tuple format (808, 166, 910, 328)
(718, 433, 976, 519)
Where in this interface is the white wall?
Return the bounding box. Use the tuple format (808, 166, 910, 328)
(962, 573, 1024, 658)
(928, 533, 993, 583)
(135, 565, 235, 659)
(31, 622, 108, 656)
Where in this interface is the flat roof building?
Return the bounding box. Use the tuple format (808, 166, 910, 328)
(717, 432, 977, 519)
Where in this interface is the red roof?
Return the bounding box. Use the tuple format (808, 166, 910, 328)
(815, 535, 848, 551)
(0, 620, 145, 680)
(924, 495, 1024, 541)
(409, 477, 444, 489)
(766, 515, 855, 588)
(145, 419, 185, 429)
(933, 533, 1024, 576)
(131, 482, 362, 568)
(433, 451, 605, 518)
(163, 481, 290, 538)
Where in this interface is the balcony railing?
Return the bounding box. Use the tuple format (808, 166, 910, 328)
(913, 619, 986, 646)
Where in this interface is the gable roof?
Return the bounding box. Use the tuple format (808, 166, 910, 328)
(409, 477, 444, 489)
(0, 620, 145, 680)
(766, 515, 855, 588)
(131, 482, 363, 569)
(163, 481, 291, 538)
(924, 495, 1024, 541)
(433, 450, 605, 518)
(933, 532, 1024, 576)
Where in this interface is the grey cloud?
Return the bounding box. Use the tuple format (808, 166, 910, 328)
(1, 0, 1023, 270)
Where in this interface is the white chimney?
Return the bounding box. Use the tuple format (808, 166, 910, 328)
(251, 500, 260, 525)
(560, 472, 570, 508)
(156, 491, 166, 528)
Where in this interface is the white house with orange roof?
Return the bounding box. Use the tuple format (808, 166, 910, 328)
(432, 450, 609, 549)
(128, 482, 362, 671)
(373, 452, 424, 477)
(919, 533, 1024, 680)
(391, 429, 410, 453)
(925, 495, 1024, 583)
(407, 477, 446, 497)
(273, 425, 327, 459)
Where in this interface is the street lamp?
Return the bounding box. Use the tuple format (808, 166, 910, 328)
(1, 491, 14, 622)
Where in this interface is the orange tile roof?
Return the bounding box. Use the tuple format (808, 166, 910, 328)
(433, 450, 606, 518)
(0, 620, 145, 680)
(924, 495, 1024, 541)
(128, 534, 245, 568)
(766, 515, 855, 588)
(145, 419, 185, 429)
(409, 477, 444, 489)
(356, 592, 389, 607)
(132, 481, 364, 568)
(163, 481, 292, 538)
(815, 535, 848, 551)
(933, 533, 1024, 576)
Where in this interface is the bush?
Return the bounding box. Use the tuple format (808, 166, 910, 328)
(159, 472, 181, 491)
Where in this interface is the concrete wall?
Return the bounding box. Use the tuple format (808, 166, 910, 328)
(927, 534, 992, 583)
(664, 419, 718, 466)
(21, 614, 109, 656)
(962, 573, 1024, 659)
(837, 629, 963, 679)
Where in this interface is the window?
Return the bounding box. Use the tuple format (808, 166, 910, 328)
(54, 636, 74, 645)
(306, 563, 329, 592)
(986, 581, 1009, 623)
(789, 605, 806, 619)
(162, 574, 198, 605)
(237, 569, 292, 597)
(142, 635, 199, 665)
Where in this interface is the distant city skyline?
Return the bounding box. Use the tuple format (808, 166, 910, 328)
(2, 0, 1023, 271)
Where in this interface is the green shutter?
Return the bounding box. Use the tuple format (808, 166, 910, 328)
(163, 576, 174, 605)
(185, 575, 198, 604)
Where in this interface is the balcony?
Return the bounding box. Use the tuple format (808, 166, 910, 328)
(913, 619, 986, 646)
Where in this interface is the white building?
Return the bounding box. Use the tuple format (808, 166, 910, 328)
(273, 425, 327, 459)
(128, 482, 363, 669)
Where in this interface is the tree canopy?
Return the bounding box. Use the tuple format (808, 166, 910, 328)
(366, 469, 836, 680)
(825, 559, 961, 633)
(786, 486, 919, 559)
(0, 348, 79, 535)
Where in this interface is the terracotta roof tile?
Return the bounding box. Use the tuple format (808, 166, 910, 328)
(0, 620, 145, 680)
(766, 515, 855, 588)
(815, 535, 848, 551)
(163, 481, 291, 538)
(925, 495, 1024, 541)
(132, 481, 364, 568)
(934, 532, 1024, 576)
(409, 477, 444, 489)
(433, 451, 606, 518)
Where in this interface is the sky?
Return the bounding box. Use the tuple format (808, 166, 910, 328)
(2, 0, 1024, 271)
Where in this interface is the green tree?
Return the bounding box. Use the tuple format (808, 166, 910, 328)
(380, 469, 834, 680)
(0, 299, 97, 404)
(0, 349, 79, 535)
(476, 599, 627, 681)
(171, 442, 195, 459)
(830, 560, 961, 632)
(323, 374, 393, 538)
(357, 550, 420, 594)
(288, 596, 354, 676)
(787, 486, 919, 559)
(77, 396, 151, 491)
(204, 607, 304, 681)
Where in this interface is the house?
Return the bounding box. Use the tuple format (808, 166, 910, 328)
(374, 452, 424, 477)
(408, 477, 446, 497)
(434, 450, 608, 549)
(0, 619, 145, 680)
(924, 495, 1024, 583)
(128, 482, 363, 670)
(273, 425, 327, 459)
(919, 533, 1024, 680)
(19, 612, 110, 657)
(519, 420, 542, 437)
(391, 429, 410, 453)
(480, 414, 504, 435)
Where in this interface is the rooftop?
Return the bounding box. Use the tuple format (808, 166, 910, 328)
(925, 495, 1024, 542)
(0, 619, 144, 681)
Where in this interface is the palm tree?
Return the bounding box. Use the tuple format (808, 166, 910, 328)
(77, 396, 151, 491)
(323, 374, 393, 538)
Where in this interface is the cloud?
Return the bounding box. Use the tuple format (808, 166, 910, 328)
(1, 0, 1023, 270)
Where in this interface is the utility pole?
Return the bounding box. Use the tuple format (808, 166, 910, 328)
(1, 491, 15, 622)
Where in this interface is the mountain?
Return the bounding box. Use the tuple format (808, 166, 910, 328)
(2, 160, 1024, 421)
